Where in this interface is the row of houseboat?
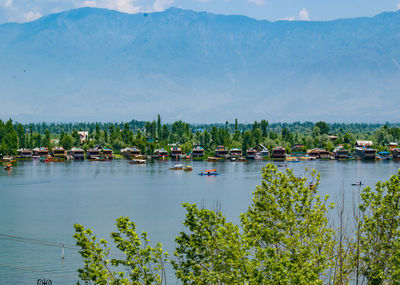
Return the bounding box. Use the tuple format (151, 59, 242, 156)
(15, 147, 113, 160)
(8, 141, 400, 163)
(119, 145, 286, 161)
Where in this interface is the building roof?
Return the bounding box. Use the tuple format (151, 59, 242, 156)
(356, 140, 373, 147)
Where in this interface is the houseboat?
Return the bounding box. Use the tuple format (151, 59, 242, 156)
(246, 148, 260, 160)
(230, 148, 242, 158)
(291, 144, 305, 154)
(320, 150, 332, 159)
(378, 151, 392, 160)
(33, 147, 49, 157)
(129, 159, 146, 165)
(170, 147, 183, 159)
(154, 148, 168, 159)
(334, 148, 349, 160)
(192, 146, 205, 158)
(307, 148, 332, 159)
(307, 148, 322, 159)
(389, 142, 398, 151)
(355, 147, 376, 160)
(356, 141, 373, 148)
(52, 147, 66, 158)
(271, 147, 286, 160)
(392, 149, 400, 159)
(214, 146, 228, 158)
(121, 147, 141, 159)
(87, 148, 101, 160)
(102, 148, 113, 159)
(17, 149, 32, 159)
(258, 145, 270, 158)
(70, 148, 85, 160)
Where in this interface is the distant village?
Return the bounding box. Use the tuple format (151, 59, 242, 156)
(1, 118, 400, 164)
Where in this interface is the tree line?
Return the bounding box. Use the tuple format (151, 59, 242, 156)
(73, 164, 400, 284)
(1, 117, 400, 156)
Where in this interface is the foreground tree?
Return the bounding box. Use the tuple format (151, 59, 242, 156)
(359, 170, 400, 284)
(173, 203, 250, 284)
(241, 164, 335, 284)
(73, 217, 167, 285)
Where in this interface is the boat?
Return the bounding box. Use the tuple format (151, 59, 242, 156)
(52, 147, 67, 159)
(207, 157, 220, 162)
(170, 147, 183, 160)
(352, 181, 363, 186)
(102, 148, 113, 160)
(184, 166, 193, 171)
(44, 156, 54, 162)
(121, 147, 141, 159)
(70, 148, 85, 160)
(2, 157, 16, 164)
(286, 156, 299, 162)
(87, 148, 101, 160)
(198, 169, 219, 176)
(4, 164, 12, 170)
(170, 164, 183, 170)
(378, 151, 392, 160)
(271, 147, 286, 161)
(355, 147, 376, 160)
(129, 159, 146, 165)
(17, 149, 33, 159)
(95, 156, 107, 161)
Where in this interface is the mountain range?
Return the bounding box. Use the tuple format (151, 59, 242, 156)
(0, 7, 399, 122)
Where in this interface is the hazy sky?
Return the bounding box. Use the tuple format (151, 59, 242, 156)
(0, 0, 399, 23)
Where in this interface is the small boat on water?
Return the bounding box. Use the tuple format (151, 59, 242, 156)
(4, 164, 12, 170)
(130, 159, 146, 165)
(207, 157, 220, 162)
(184, 166, 193, 171)
(44, 156, 54, 162)
(352, 181, 363, 186)
(170, 164, 183, 170)
(198, 169, 219, 176)
(286, 156, 299, 162)
(2, 157, 16, 164)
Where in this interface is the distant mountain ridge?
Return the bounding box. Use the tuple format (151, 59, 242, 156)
(0, 7, 399, 122)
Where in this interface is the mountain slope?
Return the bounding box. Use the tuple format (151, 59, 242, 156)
(1, 7, 400, 122)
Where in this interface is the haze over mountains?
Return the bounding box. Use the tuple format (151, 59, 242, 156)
(0, 7, 399, 123)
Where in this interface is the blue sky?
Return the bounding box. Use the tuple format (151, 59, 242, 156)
(0, 0, 400, 23)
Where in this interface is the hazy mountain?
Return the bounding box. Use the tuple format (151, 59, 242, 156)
(0, 7, 399, 122)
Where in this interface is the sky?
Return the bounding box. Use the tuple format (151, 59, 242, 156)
(0, 0, 400, 23)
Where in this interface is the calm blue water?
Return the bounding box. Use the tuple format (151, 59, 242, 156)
(0, 159, 399, 283)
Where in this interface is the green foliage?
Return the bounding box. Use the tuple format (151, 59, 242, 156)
(173, 203, 249, 284)
(241, 164, 335, 284)
(73, 217, 168, 284)
(359, 170, 400, 283)
(315, 121, 330, 135)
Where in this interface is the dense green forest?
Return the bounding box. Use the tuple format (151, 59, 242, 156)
(1, 116, 400, 156)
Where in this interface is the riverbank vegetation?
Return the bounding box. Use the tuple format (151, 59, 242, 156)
(1, 116, 400, 156)
(73, 164, 400, 284)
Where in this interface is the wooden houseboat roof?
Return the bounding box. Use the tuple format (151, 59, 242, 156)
(215, 146, 227, 151)
(18, 148, 32, 153)
(52, 147, 65, 151)
(356, 140, 373, 147)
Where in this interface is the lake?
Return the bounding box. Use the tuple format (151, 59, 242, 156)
(0, 159, 399, 283)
